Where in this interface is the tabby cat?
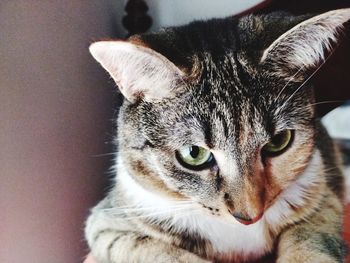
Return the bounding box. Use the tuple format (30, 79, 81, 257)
(85, 9, 350, 263)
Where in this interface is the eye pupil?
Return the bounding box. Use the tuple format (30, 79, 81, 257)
(271, 133, 284, 146)
(190, 146, 200, 158)
(176, 145, 215, 170)
(262, 130, 293, 157)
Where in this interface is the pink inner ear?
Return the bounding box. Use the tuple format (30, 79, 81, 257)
(89, 41, 184, 103)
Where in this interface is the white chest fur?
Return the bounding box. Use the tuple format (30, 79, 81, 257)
(117, 157, 270, 256)
(172, 211, 269, 255)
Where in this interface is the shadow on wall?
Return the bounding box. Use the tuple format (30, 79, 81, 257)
(0, 1, 121, 263)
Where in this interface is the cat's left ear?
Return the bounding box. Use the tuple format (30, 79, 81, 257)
(89, 41, 185, 103)
(261, 8, 350, 78)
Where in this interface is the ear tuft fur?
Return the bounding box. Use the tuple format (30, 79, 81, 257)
(261, 8, 350, 78)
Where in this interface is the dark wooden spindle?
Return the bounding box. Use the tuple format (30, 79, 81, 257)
(122, 0, 152, 37)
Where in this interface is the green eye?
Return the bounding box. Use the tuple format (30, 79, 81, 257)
(176, 145, 214, 170)
(262, 130, 293, 156)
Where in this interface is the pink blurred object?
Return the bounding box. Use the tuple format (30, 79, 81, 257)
(83, 254, 96, 263)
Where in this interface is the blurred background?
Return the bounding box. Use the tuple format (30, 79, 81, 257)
(1, 1, 349, 262)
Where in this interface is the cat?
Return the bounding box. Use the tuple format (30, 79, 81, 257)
(85, 9, 350, 263)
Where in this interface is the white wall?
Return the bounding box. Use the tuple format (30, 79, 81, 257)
(147, 0, 264, 31)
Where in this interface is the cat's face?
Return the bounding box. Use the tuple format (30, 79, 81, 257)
(89, 9, 350, 225)
(119, 69, 315, 224)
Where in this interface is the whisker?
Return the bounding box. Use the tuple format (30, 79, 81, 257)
(309, 100, 344, 107)
(280, 48, 336, 111)
(102, 202, 196, 215)
(107, 200, 195, 209)
(105, 204, 195, 214)
(297, 100, 345, 111)
(122, 207, 198, 220)
(274, 65, 306, 103)
(288, 155, 308, 166)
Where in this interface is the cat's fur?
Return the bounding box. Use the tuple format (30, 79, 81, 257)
(85, 9, 350, 263)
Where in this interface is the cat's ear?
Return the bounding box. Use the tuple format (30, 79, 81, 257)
(89, 41, 185, 103)
(260, 9, 350, 78)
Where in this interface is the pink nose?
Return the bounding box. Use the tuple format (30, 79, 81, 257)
(232, 212, 263, 225)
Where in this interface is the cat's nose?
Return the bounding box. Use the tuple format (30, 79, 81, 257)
(232, 212, 263, 225)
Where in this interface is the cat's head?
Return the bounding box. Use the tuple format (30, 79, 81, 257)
(90, 9, 350, 226)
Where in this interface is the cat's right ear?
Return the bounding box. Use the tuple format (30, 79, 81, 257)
(89, 41, 185, 103)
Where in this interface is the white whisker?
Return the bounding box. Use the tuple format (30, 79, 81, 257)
(297, 100, 344, 111)
(280, 48, 336, 111)
(104, 204, 194, 214)
(109, 199, 195, 209)
(274, 65, 305, 103)
(309, 100, 344, 107)
(122, 207, 199, 220)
